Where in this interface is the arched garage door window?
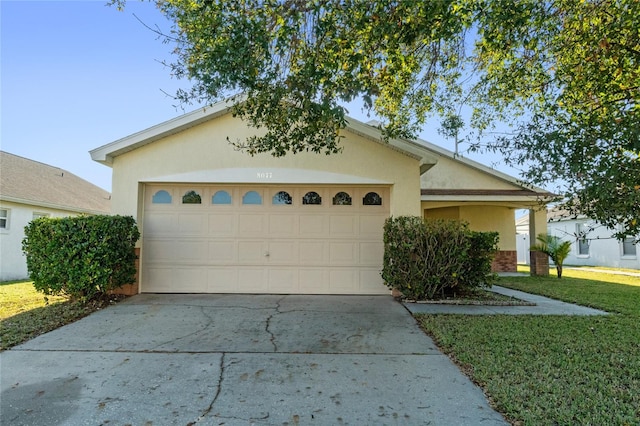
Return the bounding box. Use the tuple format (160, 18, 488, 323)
(243, 191, 263, 205)
(302, 191, 322, 205)
(363, 192, 382, 205)
(212, 190, 232, 205)
(272, 191, 292, 205)
(182, 190, 202, 204)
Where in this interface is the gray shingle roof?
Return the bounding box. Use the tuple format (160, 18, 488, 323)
(0, 151, 110, 214)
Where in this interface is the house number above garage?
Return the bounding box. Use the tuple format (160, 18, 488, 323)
(257, 172, 273, 179)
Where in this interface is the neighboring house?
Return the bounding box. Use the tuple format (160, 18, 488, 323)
(0, 151, 111, 281)
(90, 101, 550, 295)
(516, 210, 639, 269)
(515, 214, 531, 264)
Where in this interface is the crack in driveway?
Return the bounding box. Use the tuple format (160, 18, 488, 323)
(264, 296, 286, 352)
(145, 306, 216, 351)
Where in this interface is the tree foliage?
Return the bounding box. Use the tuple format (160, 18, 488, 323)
(113, 0, 639, 237)
(469, 0, 640, 240)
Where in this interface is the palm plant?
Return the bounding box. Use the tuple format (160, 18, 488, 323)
(531, 234, 572, 278)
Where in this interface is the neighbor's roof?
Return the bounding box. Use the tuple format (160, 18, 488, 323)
(0, 151, 111, 214)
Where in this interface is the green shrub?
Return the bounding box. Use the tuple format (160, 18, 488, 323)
(382, 216, 498, 300)
(22, 215, 140, 300)
(460, 230, 499, 289)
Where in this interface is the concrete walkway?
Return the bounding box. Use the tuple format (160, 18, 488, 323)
(404, 286, 610, 315)
(1, 294, 508, 426)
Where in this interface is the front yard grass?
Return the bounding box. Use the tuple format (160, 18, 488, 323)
(0, 280, 123, 351)
(417, 269, 640, 425)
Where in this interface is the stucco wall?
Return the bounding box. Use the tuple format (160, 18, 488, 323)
(422, 204, 516, 251)
(459, 205, 516, 251)
(110, 113, 422, 221)
(421, 156, 517, 190)
(0, 201, 81, 281)
(423, 206, 460, 221)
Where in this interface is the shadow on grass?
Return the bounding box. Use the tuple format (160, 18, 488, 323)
(1, 296, 125, 351)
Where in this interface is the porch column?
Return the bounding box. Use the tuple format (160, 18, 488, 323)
(529, 208, 549, 276)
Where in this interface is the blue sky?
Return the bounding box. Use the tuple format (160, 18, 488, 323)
(2, 1, 513, 192)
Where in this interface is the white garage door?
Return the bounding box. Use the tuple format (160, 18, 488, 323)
(141, 184, 390, 294)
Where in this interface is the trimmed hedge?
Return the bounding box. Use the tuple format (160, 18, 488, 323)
(382, 216, 498, 300)
(22, 215, 140, 300)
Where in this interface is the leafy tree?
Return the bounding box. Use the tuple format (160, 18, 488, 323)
(112, 0, 639, 237)
(530, 234, 572, 279)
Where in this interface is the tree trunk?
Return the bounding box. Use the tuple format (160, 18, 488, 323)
(557, 264, 563, 278)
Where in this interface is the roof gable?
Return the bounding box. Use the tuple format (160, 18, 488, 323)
(89, 100, 547, 196)
(90, 100, 439, 170)
(0, 151, 111, 214)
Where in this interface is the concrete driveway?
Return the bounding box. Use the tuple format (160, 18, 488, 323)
(1, 294, 507, 425)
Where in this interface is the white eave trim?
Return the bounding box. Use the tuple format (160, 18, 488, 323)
(421, 195, 544, 203)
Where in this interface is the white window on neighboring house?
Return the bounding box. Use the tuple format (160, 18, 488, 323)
(576, 223, 590, 256)
(622, 237, 637, 257)
(33, 212, 50, 220)
(0, 209, 9, 229)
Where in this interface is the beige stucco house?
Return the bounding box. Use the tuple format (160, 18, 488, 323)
(0, 151, 111, 281)
(91, 101, 549, 295)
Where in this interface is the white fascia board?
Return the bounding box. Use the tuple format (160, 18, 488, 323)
(421, 194, 544, 203)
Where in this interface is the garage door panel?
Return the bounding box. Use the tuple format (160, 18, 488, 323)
(176, 241, 208, 261)
(360, 215, 386, 237)
(179, 213, 207, 234)
(329, 242, 358, 265)
(172, 268, 208, 292)
(298, 269, 328, 293)
(145, 267, 207, 292)
(268, 268, 299, 292)
(237, 241, 266, 263)
(209, 214, 236, 236)
(299, 215, 329, 236)
(144, 267, 173, 292)
(237, 268, 268, 292)
(329, 215, 358, 237)
(329, 269, 359, 292)
(209, 241, 237, 263)
(360, 270, 387, 294)
(269, 214, 298, 237)
(267, 241, 298, 264)
(238, 214, 266, 236)
(143, 239, 175, 262)
(360, 242, 384, 265)
(298, 241, 328, 264)
(144, 213, 177, 235)
(208, 268, 238, 292)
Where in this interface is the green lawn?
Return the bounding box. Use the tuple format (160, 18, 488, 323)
(417, 268, 640, 425)
(0, 281, 123, 350)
